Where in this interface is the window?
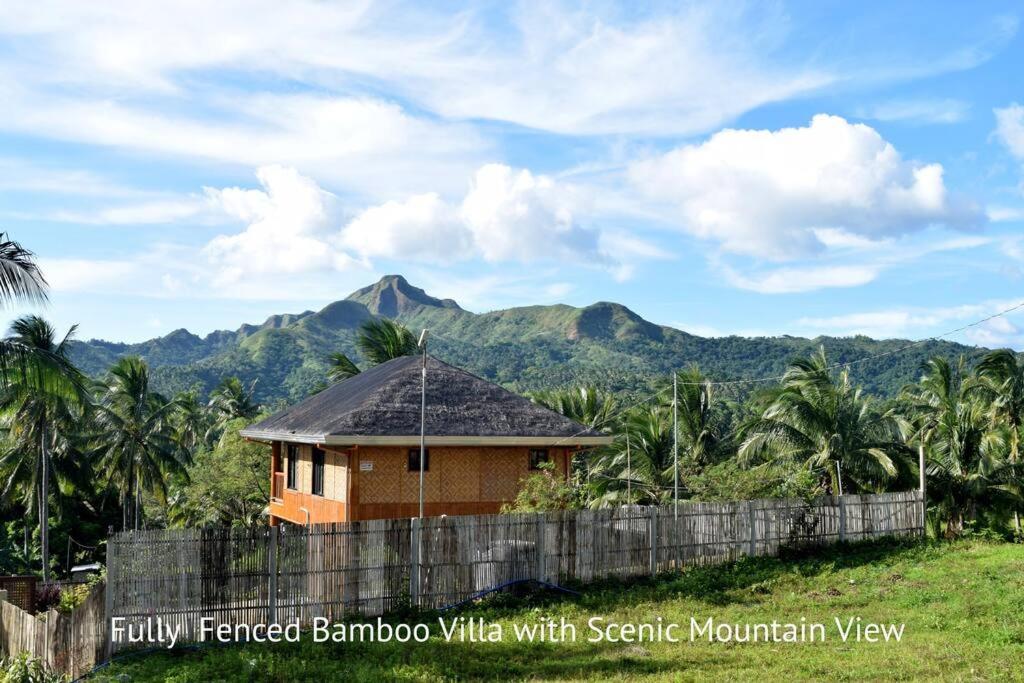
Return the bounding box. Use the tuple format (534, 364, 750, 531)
(286, 444, 298, 489)
(529, 448, 551, 470)
(312, 447, 325, 496)
(408, 448, 429, 472)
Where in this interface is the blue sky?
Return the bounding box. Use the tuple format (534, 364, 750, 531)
(2, 1, 1024, 348)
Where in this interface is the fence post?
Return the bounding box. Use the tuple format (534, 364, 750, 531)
(103, 533, 114, 662)
(535, 513, 547, 583)
(268, 525, 278, 625)
(648, 506, 658, 575)
(838, 495, 847, 543)
(409, 518, 421, 607)
(748, 501, 757, 556)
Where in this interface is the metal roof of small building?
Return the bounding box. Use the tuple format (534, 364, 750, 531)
(240, 354, 611, 446)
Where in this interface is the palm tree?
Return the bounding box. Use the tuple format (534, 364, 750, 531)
(587, 406, 677, 507)
(973, 349, 1024, 532)
(528, 386, 619, 433)
(739, 348, 907, 494)
(207, 376, 259, 423)
(0, 233, 46, 306)
(172, 390, 213, 452)
(327, 318, 418, 382)
(94, 357, 190, 530)
(668, 367, 723, 466)
(0, 316, 88, 581)
(901, 357, 1016, 536)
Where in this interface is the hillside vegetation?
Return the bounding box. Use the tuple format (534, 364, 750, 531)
(68, 275, 988, 403)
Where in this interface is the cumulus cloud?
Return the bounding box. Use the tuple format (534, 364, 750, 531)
(199, 164, 638, 288)
(460, 165, 601, 263)
(629, 114, 985, 260)
(203, 165, 357, 284)
(339, 193, 472, 264)
(339, 164, 615, 269)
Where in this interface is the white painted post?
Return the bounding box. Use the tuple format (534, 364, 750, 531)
(535, 514, 546, 583)
(409, 518, 421, 606)
(838, 495, 847, 543)
(649, 506, 658, 575)
(104, 531, 114, 661)
(268, 525, 278, 625)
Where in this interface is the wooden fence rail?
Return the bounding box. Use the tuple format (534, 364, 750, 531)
(106, 490, 923, 653)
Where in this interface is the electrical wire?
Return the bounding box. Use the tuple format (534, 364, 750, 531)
(546, 297, 1024, 448)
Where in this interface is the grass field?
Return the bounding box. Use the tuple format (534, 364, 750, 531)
(92, 538, 1024, 682)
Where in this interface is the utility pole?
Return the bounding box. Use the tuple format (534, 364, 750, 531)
(673, 372, 679, 520)
(418, 330, 429, 520)
(40, 425, 49, 582)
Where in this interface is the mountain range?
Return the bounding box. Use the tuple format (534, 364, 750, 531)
(68, 275, 989, 404)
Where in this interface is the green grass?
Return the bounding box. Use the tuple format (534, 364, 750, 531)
(93, 538, 1024, 682)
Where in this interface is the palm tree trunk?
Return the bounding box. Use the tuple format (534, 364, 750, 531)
(39, 422, 49, 582)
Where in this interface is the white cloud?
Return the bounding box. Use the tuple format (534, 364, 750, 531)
(203, 165, 358, 284)
(49, 198, 213, 225)
(629, 114, 985, 260)
(722, 264, 881, 294)
(796, 299, 1024, 345)
(988, 206, 1024, 222)
(859, 99, 970, 124)
(461, 165, 600, 263)
(41, 258, 142, 292)
(340, 163, 618, 270)
(340, 193, 472, 264)
(0, 77, 486, 197)
(995, 103, 1024, 159)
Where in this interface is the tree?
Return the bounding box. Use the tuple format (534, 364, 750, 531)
(172, 390, 214, 453)
(586, 406, 678, 507)
(0, 317, 88, 581)
(739, 348, 908, 494)
(327, 318, 418, 382)
(973, 349, 1024, 532)
(207, 377, 259, 423)
(901, 357, 1017, 536)
(94, 357, 190, 530)
(668, 367, 724, 467)
(171, 417, 270, 527)
(528, 386, 618, 433)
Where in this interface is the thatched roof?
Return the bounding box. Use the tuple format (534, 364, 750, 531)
(240, 355, 611, 446)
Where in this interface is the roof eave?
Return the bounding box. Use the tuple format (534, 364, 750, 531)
(238, 429, 612, 447)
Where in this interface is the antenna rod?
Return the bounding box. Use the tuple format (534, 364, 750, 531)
(626, 432, 632, 505)
(418, 329, 429, 519)
(673, 372, 679, 520)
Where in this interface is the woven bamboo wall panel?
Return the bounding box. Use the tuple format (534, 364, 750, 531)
(440, 448, 478, 500)
(359, 447, 402, 503)
(479, 447, 529, 501)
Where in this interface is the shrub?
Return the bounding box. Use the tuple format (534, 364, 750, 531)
(0, 653, 67, 683)
(502, 462, 580, 512)
(57, 584, 90, 613)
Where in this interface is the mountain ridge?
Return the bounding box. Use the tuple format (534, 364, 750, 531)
(68, 274, 991, 402)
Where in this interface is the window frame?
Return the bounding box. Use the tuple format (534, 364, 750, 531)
(529, 448, 551, 470)
(407, 448, 430, 472)
(286, 444, 298, 490)
(312, 447, 325, 497)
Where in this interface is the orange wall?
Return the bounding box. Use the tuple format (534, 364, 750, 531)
(267, 441, 570, 524)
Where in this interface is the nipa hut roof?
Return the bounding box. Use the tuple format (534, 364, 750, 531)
(240, 354, 611, 447)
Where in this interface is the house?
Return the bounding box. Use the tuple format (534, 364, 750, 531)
(240, 354, 612, 525)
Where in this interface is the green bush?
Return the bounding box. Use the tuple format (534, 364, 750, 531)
(0, 653, 67, 683)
